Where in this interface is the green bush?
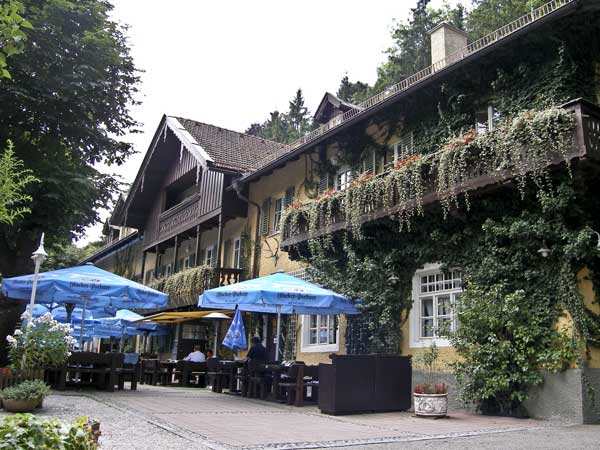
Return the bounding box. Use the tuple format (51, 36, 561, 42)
(0, 380, 50, 401)
(0, 414, 97, 450)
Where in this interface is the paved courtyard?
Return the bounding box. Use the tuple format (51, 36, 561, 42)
(2, 384, 598, 449)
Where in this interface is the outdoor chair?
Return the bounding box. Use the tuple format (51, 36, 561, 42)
(141, 359, 169, 386)
(174, 361, 207, 387)
(247, 360, 278, 400)
(278, 363, 319, 406)
(116, 353, 139, 390)
(234, 361, 250, 396)
(207, 358, 230, 393)
(57, 352, 115, 391)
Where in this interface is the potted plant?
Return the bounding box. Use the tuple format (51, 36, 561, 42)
(412, 342, 449, 418)
(1, 379, 50, 413)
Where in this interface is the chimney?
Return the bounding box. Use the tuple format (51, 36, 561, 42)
(428, 22, 468, 67)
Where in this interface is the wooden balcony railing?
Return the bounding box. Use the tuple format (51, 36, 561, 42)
(281, 100, 600, 249)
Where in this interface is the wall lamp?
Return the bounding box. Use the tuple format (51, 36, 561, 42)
(538, 231, 600, 258)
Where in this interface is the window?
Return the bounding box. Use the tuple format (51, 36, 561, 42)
(409, 264, 463, 348)
(182, 324, 204, 340)
(334, 166, 352, 191)
(301, 315, 339, 353)
(144, 269, 154, 284)
(165, 264, 172, 277)
(183, 256, 191, 270)
(273, 198, 283, 232)
(163, 171, 199, 211)
(205, 246, 214, 267)
(223, 240, 232, 268)
(283, 186, 295, 209)
(476, 105, 500, 134)
(232, 238, 241, 269)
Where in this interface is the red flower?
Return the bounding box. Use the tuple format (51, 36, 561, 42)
(394, 154, 422, 170)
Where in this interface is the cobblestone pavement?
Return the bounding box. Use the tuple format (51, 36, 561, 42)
(0, 384, 583, 450)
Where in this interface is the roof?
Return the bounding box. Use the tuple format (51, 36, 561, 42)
(81, 231, 140, 265)
(239, 0, 584, 185)
(173, 117, 289, 173)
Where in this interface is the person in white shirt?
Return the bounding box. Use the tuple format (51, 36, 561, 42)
(184, 345, 206, 362)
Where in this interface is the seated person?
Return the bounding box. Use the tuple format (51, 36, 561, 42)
(246, 336, 269, 361)
(206, 349, 214, 359)
(183, 345, 206, 362)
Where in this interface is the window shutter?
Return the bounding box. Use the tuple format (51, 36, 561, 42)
(318, 173, 329, 195)
(260, 198, 271, 235)
(398, 132, 414, 159)
(284, 186, 295, 209)
(362, 151, 374, 174)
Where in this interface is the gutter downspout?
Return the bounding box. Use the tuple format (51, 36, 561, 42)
(232, 180, 261, 279)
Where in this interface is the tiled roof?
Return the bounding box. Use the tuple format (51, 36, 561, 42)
(174, 117, 290, 173)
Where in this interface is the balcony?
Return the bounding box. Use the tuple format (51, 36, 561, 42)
(281, 100, 600, 250)
(147, 266, 243, 310)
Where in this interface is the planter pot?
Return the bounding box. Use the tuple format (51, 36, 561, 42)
(414, 393, 448, 418)
(2, 398, 39, 413)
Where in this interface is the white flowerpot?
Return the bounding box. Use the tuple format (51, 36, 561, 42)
(413, 393, 448, 418)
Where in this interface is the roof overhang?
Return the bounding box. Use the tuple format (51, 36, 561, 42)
(133, 310, 232, 324)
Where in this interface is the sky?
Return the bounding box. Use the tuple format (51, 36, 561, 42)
(80, 0, 463, 245)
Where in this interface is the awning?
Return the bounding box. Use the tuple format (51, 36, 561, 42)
(133, 310, 232, 324)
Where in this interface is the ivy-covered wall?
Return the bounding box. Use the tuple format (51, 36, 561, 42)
(273, 9, 600, 414)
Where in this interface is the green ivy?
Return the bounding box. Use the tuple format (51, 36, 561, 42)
(147, 265, 214, 307)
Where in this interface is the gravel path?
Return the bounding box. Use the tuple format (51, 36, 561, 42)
(2, 385, 596, 450)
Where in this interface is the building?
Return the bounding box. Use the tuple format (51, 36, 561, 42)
(88, 0, 600, 422)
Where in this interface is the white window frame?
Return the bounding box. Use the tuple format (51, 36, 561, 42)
(409, 263, 462, 348)
(232, 237, 241, 269)
(273, 197, 283, 232)
(165, 263, 172, 277)
(205, 245, 214, 267)
(334, 166, 352, 191)
(183, 256, 190, 270)
(300, 315, 339, 353)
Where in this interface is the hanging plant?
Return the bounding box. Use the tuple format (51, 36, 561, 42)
(281, 106, 576, 240)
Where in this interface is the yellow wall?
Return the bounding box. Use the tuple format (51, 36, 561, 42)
(579, 268, 600, 368)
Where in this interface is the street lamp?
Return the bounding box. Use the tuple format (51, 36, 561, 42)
(27, 233, 48, 323)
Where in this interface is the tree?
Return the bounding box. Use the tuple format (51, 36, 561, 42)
(0, 0, 31, 78)
(467, 1, 546, 38)
(0, 140, 38, 225)
(0, 0, 140, 278)
(45, 240, 105, 271)
(287, 88, 312, 139)
(245, 89, 313, 144)
(336, 75, 370, 104)
(372, 0, 466, 94)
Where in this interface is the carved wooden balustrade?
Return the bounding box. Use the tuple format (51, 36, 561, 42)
(282, 100, 600, 249)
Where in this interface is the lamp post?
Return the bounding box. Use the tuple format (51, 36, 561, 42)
(27, 233, 48, 324)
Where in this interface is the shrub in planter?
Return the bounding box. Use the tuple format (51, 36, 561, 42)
(413, 342, 449, 418)
(1, 379, 50, 413)
(0, 414, 98, 449)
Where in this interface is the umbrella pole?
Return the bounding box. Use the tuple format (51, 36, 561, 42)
(213, 322, 218, 356)
(275, 311, 281, 361)
(120, 325, 124, 353)
(79, 296, 88, 350)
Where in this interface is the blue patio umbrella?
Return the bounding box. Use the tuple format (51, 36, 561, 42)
(222, 309, 247, 351)
(2, 264, 168, 347)
(199, 271, 359, 358)
(99, 309, 167, 351)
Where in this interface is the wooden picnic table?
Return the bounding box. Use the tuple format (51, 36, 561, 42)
(218, 360, 244, 393)
(159, 360, 178, 384)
